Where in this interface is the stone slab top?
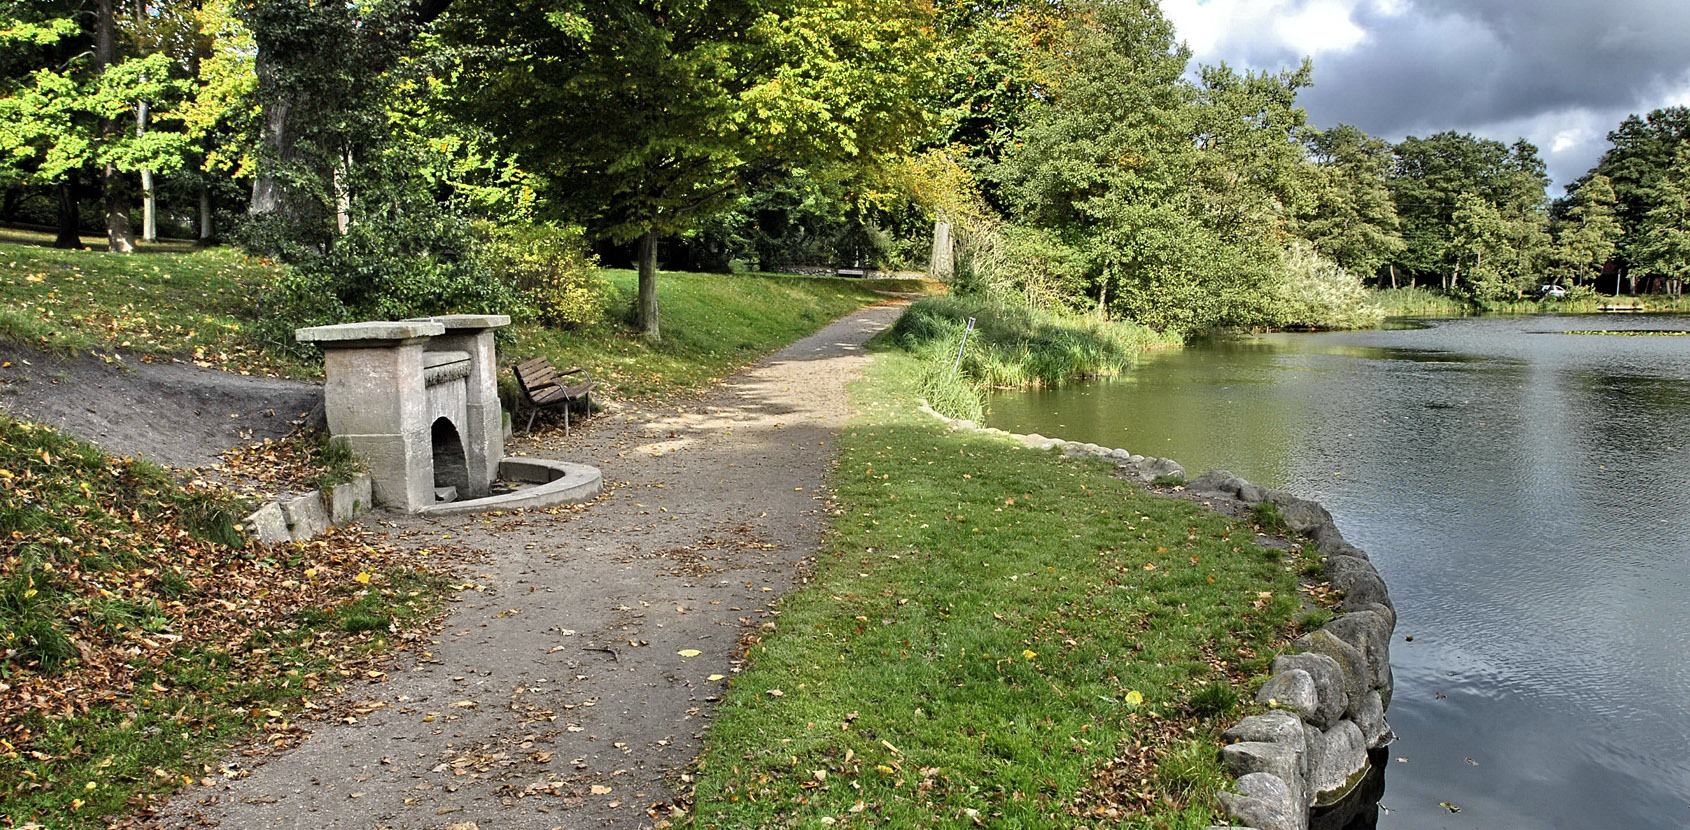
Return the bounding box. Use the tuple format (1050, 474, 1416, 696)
(406, 314, 512, 331)
(295, 320, 445, 344)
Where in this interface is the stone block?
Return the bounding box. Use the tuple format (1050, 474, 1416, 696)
(1271, 652, 1347, 728)
(1219, 772, 1306, 830)
(1322, 611, 1393, 689)
(295, 320, 443, 344)
(1224, 712, 1308, 776)
(281, 492, 330, 542)
(1292, 628, 1369, 703)
(1307, 720, 1369, 805)
(1348, 690, 1392, 749)
(339, 432, 432, 512)
(1256, 669, 1321, 723)
(242, 502, 290, 545)
(1236, 482, 1269, 504)
(1221, 742, 1304, 803)
(1324, 555, 1394, 613)
(329, 474, 373, 524)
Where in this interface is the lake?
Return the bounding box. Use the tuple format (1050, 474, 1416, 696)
(986, 314, 1690, 829)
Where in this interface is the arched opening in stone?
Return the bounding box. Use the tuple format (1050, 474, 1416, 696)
(431, 417, 469, 501)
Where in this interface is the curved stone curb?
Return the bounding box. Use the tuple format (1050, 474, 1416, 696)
(914, 401, 1396, 830)
(416, 457, 602, 517)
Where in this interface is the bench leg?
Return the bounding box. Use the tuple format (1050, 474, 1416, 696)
(564, 403, 571, 437)
(526, 406, 538, 433)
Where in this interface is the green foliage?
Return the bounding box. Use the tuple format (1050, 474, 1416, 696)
(1299, 124, 1404, 278)
(254, 202, 518, 356)
(1387, 132, 1551, 293)
(479, 223, 608, 328)
(1250, 502, 1288, 534)
(884, 294, 1177, 418)
(1297, 608, 1335, 631)
(1260, 241, 1385, 329)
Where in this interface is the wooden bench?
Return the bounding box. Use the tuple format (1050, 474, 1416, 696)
(512, 357, 596, 435)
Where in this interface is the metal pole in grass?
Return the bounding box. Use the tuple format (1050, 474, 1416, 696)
(952, 317, 976, 375)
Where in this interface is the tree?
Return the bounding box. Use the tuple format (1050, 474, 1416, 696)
(1586, 107, 1690, 286)
(1552, 173, 1622, 285)
(444, 0, 935, 341)
(1388, 132, 1548, 292)
(0, 2, 192, 251)
(1299, 124, 1404, 281)
(1631, 145, 1690, 288)
(239, 0, 454, 251)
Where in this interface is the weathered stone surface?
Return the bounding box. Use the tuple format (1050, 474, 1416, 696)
(328, 474, 373, 524)
(1236, 482, 1269, 504)
(1188, 470, 1241, 496)
(1348, 690, 1392, 749)
(1307, 720, 1369, 805)
(1324, 555, 1394, 613)
(1378, 661, 1394, 709)
(1256, 669, 1321, 723)
(1221, 741, 1303, 796)
(1219, 772, 1306, 830)
(1356, 601, 1397, 633)
(281, 492, 330, 542)
(242, 502, 290, 545)
(1223, 710, 1307, 748)
(295, 320, 442, 343)
(1275, 498, 1333, 535)
(1292, 628, 1369, 703)
(409, 313, 511, 331)
(1108, 448, 1133, 461)
(1271, 652, 1347, 728)
(1224, 712, 1308, 776)
(951, 419, 977, 431)
(1308, 522, 1347, 552)
(1322, 611, 1392, 689)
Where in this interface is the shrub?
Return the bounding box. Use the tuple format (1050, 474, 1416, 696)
(253, 206, 519, 358)
(479, 223, 609, 328)
(1265, 242, 1384, 330)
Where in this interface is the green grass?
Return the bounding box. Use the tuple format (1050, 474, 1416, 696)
(1, 236, 910, 399)
(881, 295, 1180, 421)
(0, 236, 296, 373)
(688, 351, 1301, 829)
(504, 269, 902, 401)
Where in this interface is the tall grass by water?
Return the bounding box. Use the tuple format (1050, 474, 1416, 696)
(1367, 285, 1690, 316)
(882, 295, 1179, 421)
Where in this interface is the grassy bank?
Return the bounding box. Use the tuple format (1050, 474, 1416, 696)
(687, 351, 1312, 828)
(0, 236, 920, 400)
(0, 414, 461, 827)
(1367, 285, 1690, 316)
(882, 295, 1180, 421)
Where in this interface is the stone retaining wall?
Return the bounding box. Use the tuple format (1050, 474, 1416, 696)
(240, 474, 374, 545)
(919, 406, 1396, 830)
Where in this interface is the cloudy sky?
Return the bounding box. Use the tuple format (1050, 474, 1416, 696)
(1160, 0, 1690, 193)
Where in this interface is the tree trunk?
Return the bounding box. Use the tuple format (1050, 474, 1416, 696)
(929, 214, 954, 280)
(138, 99, 156, 242)
(637, 230, 660, 343)
(198, 184, 214, 244)
(96, 0, 135, 253)
(54, 176, 82, 249)
(1389, 263, 1398, 290)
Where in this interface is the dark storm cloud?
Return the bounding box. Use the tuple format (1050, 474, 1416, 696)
(1192, 0, 1690, 187)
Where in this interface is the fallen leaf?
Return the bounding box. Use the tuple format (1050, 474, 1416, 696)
(591, 785, 613, 795)
(677, 649, 702, 658)
(707, 674, 725, 681)
(1125, 690, 1144, 706)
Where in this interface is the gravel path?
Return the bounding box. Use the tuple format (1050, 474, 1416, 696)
(160, 301, 908, 830)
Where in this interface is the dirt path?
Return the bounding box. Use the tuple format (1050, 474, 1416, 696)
(159, 301, 907, 830)
(0, 343, 319, 469)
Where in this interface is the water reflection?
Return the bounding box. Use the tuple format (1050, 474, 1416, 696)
(987, 314, 1690, 830)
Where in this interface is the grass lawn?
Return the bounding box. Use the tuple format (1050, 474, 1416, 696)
(687, 350, 1312, 829)
(0, 232, 929, 401)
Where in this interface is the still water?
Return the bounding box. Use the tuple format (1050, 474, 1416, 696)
(986, 314, 1690, 829)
